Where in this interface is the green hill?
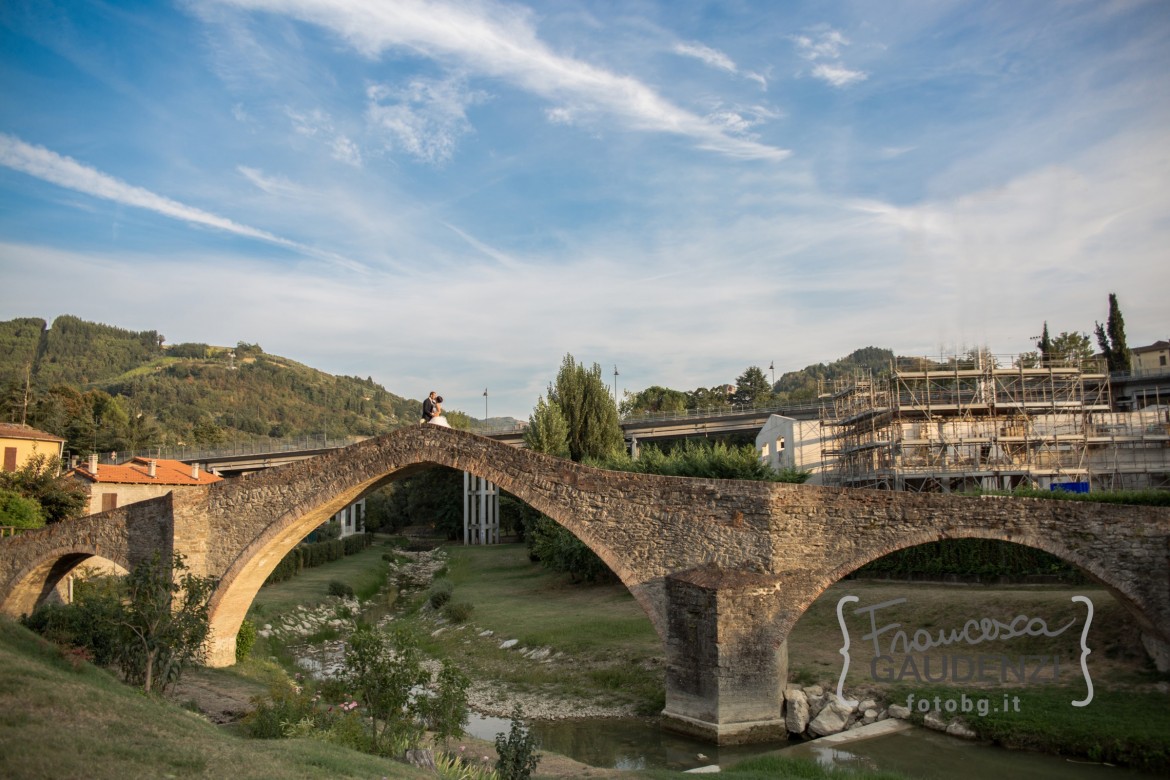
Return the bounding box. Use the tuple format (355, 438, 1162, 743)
(772, 346, 896, 403)
(0, 315, 429, 456)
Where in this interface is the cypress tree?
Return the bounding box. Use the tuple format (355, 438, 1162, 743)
(1095, 293, 1132, 372)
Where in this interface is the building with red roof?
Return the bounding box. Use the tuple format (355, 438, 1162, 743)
(67, 455, 223, 516)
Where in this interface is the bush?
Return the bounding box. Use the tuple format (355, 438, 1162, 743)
(428, 578, 454, 609)
(529, 517, 612, 583)
(0, 487, 45, 529)
(24, 553, 214, 694)
(328, 580, 355, 599)
(442, 601, 474, 623)
(235, 618, 257, 662)
(495, 705, 541, 780)
(21, 577, 124, 666)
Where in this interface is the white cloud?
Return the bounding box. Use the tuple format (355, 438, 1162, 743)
(366, 76, 484, 165)
(0, 133, 320, 254)
(674, 40, 768, 90)
(202, 0, 788, 160)
(794, 28, 868, 88)
(285, 107, 363, 166)
(810, 62, 867, 88)
(674, 41, 736, 73)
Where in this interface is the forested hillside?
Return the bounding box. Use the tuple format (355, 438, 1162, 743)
(772, 346, 896, 403)
(0, 316, 424, 457)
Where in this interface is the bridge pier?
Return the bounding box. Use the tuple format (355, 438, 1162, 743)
(661, 566, 788, 745)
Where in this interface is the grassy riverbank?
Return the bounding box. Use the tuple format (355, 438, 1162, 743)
(0, 618, 427, 780)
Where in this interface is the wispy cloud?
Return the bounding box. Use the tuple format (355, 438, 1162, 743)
(285, 107, 363, 167)
(794, 29, 867, 88)
(203, 0, 788, 160)
(366, 76, 484, 165)
(674, 40, 768, 89)
(0, 133, 360, 269)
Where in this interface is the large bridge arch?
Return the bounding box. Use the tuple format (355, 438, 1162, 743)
(201, 428, 673, 665)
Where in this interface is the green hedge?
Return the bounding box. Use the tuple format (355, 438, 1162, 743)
(264, 532, 374, 585)
(856, 539, 1083, 581)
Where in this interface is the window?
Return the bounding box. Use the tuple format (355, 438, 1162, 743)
(1161, 355, 1167, 367)
(3, 447, 16, 472)
(101, 493, 118, 512)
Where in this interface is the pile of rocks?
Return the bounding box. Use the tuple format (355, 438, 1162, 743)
(255, 598, 358, 644)
(784, 683, 976, 740)
(389, 547, 448, 591)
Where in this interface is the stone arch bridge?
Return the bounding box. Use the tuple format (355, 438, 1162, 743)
(2, 426, 1168, 743)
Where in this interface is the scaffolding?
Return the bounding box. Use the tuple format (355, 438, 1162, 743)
(818, 353, 1169, 492)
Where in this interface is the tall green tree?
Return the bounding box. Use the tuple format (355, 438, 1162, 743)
(686, 385, 732, 410)
(1095, 292, 1132, 372)
(1036, 322, 1054, 365)
(1050, 331, 1096, 366)
(546, 354, 623, 462)
(621, 385, 688, 416)
(523, 395, 570, 457)
(731, 366, 773, 407)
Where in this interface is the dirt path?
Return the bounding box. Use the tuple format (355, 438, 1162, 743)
(168, 668, 267, 724)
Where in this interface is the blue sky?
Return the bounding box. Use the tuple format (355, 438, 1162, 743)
(2, 0, 1168, 421)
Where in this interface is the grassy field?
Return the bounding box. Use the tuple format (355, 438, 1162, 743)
(248, 543, 392, 618)
(421, 544, 665, 712)
(0, 618, 428, 780)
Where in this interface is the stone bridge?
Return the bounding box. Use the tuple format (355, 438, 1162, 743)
(2, 426, 1169, 743)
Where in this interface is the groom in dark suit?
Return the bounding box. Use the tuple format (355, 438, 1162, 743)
(421, 391, 437, 423)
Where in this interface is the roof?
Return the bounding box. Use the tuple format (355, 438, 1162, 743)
(69, 457, 223, 486)
(0, 423, 67, 443)
(1133, 340, 1170, 353)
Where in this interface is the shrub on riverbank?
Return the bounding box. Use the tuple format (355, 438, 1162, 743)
(265, 533, 375, 585)
(855, 538, 1084, 582)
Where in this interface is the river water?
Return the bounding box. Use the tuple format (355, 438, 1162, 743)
(464, 713, 1164, 778)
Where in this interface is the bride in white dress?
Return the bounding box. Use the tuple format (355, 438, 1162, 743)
(428, 395, 451, 427)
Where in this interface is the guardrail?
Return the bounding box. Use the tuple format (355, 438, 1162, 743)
(104, 434, 368, 465)
(101, 404, 818, 465)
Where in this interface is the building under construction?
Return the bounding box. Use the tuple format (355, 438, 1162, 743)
(818, 354, 1170, 492)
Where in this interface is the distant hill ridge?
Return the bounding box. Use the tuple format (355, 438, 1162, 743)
(0, 315, 432, 456)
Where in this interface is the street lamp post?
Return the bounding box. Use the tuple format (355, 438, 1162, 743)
(483, 388, 489, 420)
(613, 365, 620, 403)
(769, 361, 775, 389)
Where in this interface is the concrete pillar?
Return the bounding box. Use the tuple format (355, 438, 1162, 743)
(661, 566, 788, 745)
(463, 471, 501, 544)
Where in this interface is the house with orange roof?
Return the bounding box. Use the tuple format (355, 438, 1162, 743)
(67, 455, 223, 516)
(0, 423, 66, 473)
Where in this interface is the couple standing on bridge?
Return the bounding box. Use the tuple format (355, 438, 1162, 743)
(421, 391, 451, 427)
